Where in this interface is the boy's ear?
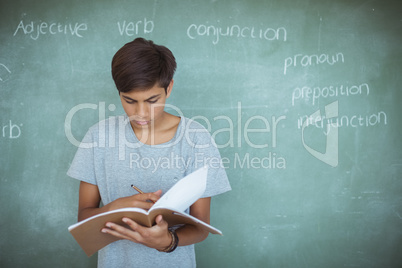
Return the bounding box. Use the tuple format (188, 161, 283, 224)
(166, 80, 174, 98)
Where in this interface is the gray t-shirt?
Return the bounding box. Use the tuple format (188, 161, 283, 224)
(67, 115, 231, 268)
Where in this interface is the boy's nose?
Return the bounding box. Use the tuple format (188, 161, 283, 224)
(135, 102, 148, 118)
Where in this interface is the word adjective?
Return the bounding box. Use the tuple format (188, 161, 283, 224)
(298, 110, 387, 132)
(292, 83, 370, 106)
(187, 23, 287, 45)
(117, 18, 154, 36)
(231, 152, 286, 169)
(284, 52, 344, 75)
(13, 20, 88, 40)
(2, 120, 22, 139)
(0, 63, 11, 82)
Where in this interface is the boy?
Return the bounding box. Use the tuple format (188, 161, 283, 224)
(67, 38, 231, 267)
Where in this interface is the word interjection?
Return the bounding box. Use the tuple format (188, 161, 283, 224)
(298, 111, 387, 131)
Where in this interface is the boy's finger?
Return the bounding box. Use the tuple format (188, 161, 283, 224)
(153, 189, 162, 196)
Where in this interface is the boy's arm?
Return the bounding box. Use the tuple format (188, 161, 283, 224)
(176, 197, 211, 246)
(77, 181, 161, 221)
(77, 181, 102, 221)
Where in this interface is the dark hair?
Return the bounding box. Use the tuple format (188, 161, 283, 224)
(111, 38, 177, 93)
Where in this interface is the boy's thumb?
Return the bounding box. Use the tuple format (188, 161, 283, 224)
(156, 215, 167, 226)
(153, 189, 162, 196)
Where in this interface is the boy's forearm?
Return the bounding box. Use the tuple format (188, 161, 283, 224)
(174, 197, 211, 246)
(176, 224, 209, 246)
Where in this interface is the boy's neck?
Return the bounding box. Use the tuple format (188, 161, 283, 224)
(131, 113, 180, 145)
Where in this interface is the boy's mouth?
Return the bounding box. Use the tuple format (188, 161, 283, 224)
(135, 120, 149, 126)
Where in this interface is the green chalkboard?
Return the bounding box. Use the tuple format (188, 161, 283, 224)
(1, 0, 402, 267)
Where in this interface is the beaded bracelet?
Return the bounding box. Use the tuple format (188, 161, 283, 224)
(159, 229, 179, 253)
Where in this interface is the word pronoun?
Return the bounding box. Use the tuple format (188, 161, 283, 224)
(13, 20, 88, 40)
(284, 52, 344, 75)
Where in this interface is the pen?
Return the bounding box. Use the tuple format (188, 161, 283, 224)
(131, 184, 156, 204)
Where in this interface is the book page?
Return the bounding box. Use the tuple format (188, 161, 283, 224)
(151, 166, 208, 212)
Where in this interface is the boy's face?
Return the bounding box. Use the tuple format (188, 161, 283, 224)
(119, 80, 173, 132)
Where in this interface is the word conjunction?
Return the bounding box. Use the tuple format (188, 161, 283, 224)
(187, 22, 287, 45)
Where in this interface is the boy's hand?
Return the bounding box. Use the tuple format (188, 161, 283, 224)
(101, 215, 172, 251)
(109, 189, 162, 211)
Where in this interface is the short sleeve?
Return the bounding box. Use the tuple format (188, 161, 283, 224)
(66, 127, 98, 185)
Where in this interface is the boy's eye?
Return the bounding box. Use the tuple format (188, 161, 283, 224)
(123, 97, 159, 104)
(148, 99, 159, 104)
(125, 99, 135, 104)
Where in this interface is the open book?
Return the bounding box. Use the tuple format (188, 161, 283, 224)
(68, 166, 222, 256)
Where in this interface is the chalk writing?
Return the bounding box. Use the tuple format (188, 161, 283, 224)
(0, 63, 11, 82)
(298, 110, 387, 131)
(117, 19, 154, 36)
(187, 23, 287, 45)
(284, 52, 344, 75)
(2, 120, 22, 139)
(13, 20, 88, 40)
(292, 83, 370, 106)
